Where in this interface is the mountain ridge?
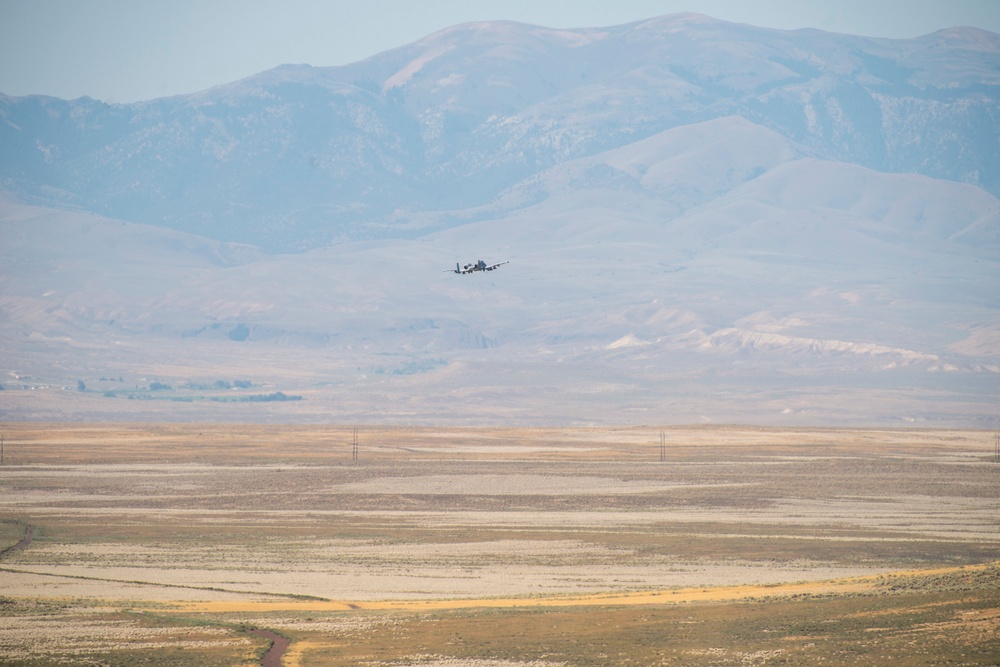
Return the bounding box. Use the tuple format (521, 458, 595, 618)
(2, 14, 998, 250)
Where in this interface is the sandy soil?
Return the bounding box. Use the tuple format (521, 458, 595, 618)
(167, 561, 997, 613)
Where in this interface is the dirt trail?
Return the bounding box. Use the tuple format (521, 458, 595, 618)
(250, 629, 290, 667)
(0, 523, 34, 557)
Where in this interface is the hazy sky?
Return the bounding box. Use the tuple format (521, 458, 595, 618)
(2, 0, 998, 103)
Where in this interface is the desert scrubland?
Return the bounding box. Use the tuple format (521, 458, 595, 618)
(1, 423, 998, 666)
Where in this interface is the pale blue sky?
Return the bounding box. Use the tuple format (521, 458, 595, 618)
(2, 0, 998, 103)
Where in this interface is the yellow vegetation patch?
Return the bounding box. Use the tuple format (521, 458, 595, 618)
(170, 562, 998, 614)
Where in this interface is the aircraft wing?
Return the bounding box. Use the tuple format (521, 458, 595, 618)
(483, 261, 509, 271)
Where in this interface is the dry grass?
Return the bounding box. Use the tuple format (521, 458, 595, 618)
(1, 424, 998, 665)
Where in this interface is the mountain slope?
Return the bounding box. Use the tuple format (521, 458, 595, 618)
(1, 14, 998, 425)
(2, 115, 996, 424)
(1, 14, 998, 249)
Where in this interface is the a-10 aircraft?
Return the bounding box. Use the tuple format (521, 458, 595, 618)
(446, 259, 509, 274)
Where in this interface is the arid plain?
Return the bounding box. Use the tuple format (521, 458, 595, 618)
(1, 424, 998, 666)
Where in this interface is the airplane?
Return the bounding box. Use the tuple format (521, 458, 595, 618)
(446, 259, 509, 274)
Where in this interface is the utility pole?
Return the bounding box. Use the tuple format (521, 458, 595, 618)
(352, 427, 359, 461)
(659, 430, 666, 463)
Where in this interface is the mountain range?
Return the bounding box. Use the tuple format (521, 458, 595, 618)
(1, 13, 998, 426)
